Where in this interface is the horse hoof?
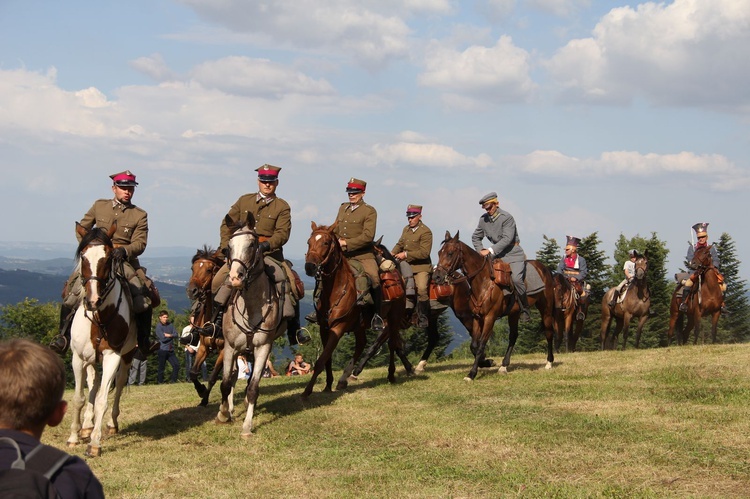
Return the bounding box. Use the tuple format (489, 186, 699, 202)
(107, 425, 118, 436)
(335, 382, 348, 391)
(545, 362, 553, 370)
(498, 366, 508, 374)
(415, 360, 427, 373)
(348, 374, 358, 381)
(67, 441, 78, 448)
(79, 427, 93, 439)
(85, 445, 101, 458)
(463, 376, 473, 382)
(241, 432, 253, 440)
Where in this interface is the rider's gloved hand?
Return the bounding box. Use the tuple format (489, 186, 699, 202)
(112, 247, 127, 261)
(259, 241, 271, 254)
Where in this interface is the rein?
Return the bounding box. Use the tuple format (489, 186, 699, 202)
(81, 252, 129, 351)
(309, 230, 357, 327)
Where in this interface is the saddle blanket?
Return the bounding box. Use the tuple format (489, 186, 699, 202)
(503, 263, 545, 296)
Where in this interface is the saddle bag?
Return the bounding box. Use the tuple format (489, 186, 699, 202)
(492, 260, 512, 287)
(289, 267, 305, 300)
(429, 281, 453, 300)
(380, 271, 405, 301)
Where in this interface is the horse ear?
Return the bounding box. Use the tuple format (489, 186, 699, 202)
(106, 221, 118, 239)
(311, 221, 318, 231)
(75, 222, 88, 239)
(444, 230, 451, 241)
(224, 214, 235, 228)
(455, 230, 460, 240)
(375, 235, 383, 246)
(245, 212, 256, 229)
(644, 249, 649, 259)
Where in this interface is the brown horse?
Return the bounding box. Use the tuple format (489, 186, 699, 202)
(303, 221, 391, 397)
(184, 246, 226, 406)
(350, 238, 414, 379)
(600, 251, 651, 350)
(67, 222, 136, 457)
(552, 273, 588, 353)
(667, 245, 724, 345)
(432, 231, 556, 380)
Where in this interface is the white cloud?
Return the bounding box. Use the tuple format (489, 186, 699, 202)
(129, 53, 178, 82)
(418, 35, 536, 107)
(526, 0, 591, 17)
(371, 140, 493, 169)
(545, 0, 750, 108)
(515, 149, 747, 190)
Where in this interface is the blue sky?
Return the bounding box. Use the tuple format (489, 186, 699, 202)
(1, 0, 749, 279)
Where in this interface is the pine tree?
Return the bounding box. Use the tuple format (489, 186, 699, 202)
(642, 233, 672, 347)
(716, 233, 750, 343)
(536, 235, 560, 271)
(575, 232, 608, 351)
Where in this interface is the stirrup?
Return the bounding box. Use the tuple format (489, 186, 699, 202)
(371, 314, 384, 332)
(49, 335, 69, 356)
(295, 327, 312, 345)
(576, 311, 586, 321)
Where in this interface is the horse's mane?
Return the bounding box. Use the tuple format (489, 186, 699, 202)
(373, 239, 396, 262)
(75, 227, 113, 259)
(192, 245, 223, 265)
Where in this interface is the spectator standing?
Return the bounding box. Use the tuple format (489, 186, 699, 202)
(128, 347, 148, 386)
(155, 310, 179, 384)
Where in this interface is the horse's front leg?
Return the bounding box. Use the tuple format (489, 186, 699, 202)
(240, 344, 271, 438)
(303, 326, 337, 398)
(67, 354, 88, 448)
(216, 348, 237, 423)
(337, 325, 367, 390)
(85, 352, 120, 457)
(190, 342, 211, 400)
(107, 357, 131, 436)
(199, 347, 224, 407)
(80, 363, 98, 440)
(634, 315, 649, 348)
(351, 326, 388, 377)
(692, 310, 702, 344)
(710, 311, 720, 343)
(499, 315, 519, 373)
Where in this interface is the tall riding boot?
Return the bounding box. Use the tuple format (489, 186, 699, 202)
(518, 293, 531, 322)
(608, 289, 619, 308)
(371, 287, 384, 331)
(135, 309, 153, 356)
(416, 300, 430, 329)
(287, 302, 311, 345)
(193, 302, 224, 339)
(50, 304, 75, 355)
(305, 285, 320, 324)
(678, 288, 691, 312)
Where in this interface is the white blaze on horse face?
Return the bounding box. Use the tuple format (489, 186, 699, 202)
(314, 234, 322, 242)
(82, 245, 108, 309)
(228, 231, 256, 287)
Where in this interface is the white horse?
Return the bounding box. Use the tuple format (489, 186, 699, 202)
(216, 213, 286, 438)
(67, 222, 136, 457)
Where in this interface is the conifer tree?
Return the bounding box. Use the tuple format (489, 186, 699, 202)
(536, 235, 561, 271)
(575, 232, 608, 351)
(716, 233, 750, 343)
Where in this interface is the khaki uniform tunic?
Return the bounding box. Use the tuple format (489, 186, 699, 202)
(334, 200, 379, 286)
(220, 193, 291, 262)
(79, 199, 148, 268)
(392, 222, 433, 273)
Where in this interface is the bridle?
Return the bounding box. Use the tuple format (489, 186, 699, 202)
(79, 243, 127, 348)
(306, 230, 343, 279)
(435, 240, 487, 285)
(227, 229, 264, 288)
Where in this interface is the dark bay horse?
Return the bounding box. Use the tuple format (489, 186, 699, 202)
(667, 245, 724, 345)
(350, 238, 414, 380)
(600, 251, 650, 350)
(184, 246, 226, 406)
(216, 214, 286, 437)
(67, 222, 136, 457)
(552, 273, 588, 353)
(432, 231, 556, 380)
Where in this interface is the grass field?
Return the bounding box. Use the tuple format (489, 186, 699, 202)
(45, 344, 750, 498)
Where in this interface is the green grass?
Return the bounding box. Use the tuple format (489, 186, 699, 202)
(44, 344, 750, 498)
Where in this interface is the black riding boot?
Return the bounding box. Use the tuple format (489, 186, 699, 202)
(135, 309, 154, 356)
(192, 302, 224, 338)
(287, 303, 311, 345)
(678, 288, 691, 312)
(416, 300, 430, 329)
(518, 293, 531, 322)
(50, 304, 75, 355)
(608, 289, 619, 308)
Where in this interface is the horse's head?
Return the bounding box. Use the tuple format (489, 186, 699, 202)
(433, 230, 462, 285)
(634, 250, 649, 281)
(372, 235, 397, 271)
(187, 245, 225, 300)
(691, 244, 714, 271)
(76, 221, 117, 312)
(305, 221, 341, 277)
(225, 213, 261, 288)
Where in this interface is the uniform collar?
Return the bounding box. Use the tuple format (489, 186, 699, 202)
(112, 198, 132, 210)
(256, 193, 275, 204)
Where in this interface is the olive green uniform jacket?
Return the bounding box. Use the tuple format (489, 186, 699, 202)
(334, 201, 377, 263)
(79, 199, 148, 268)
(392, 222, 433, 273)
(220, 193, 291, 261)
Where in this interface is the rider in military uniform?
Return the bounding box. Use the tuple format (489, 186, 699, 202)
(472, 191, 531, 321)
(556, 235, 588, 320)
(392, 204, 433, 328)
(676, 222, 727, 313)
(51, 170, 154, 355)
(191, 165, 309, 345)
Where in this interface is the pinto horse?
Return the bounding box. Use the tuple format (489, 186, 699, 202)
(667, 245, 724, 345)
(67, 222, 136, 457)
(600, 251, 651, 350)
(350, 238, 414, 380)
(215, 213, 287, 437)
(185, 246, 226, 406)
(552, 273, 588, 353)
(432, 231, 556, 380)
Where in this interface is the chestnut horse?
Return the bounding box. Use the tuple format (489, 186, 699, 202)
(67, 222, 136, 457)
(184, 246, 226, 406)
(432, 231, 556, 380)
(303, 221, 386, 397)
(667, 245, 724, 345)
(600, 251, 651, 350)
(216, 213, 286, 437)
(351, 239, 414, 379)
(552, 273, 588, 353)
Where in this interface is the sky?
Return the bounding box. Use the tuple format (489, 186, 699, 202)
(1, 0, 749, 279)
